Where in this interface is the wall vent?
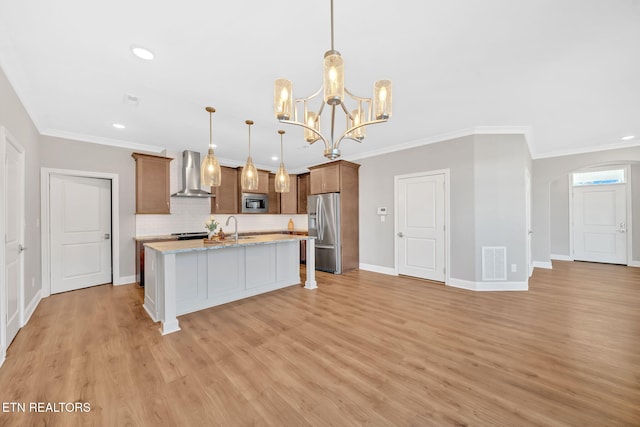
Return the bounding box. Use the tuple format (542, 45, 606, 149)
(482, 246, 507, 281)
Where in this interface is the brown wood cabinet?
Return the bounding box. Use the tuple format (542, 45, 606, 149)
(237, 167, 269, 194)
(297, 173, 310, 214)
(132, 152, 173, 214)
(268, 173, 281, 214)
(308, 160, 360, 272)
(210, 166, 238, 214)
(280, 174, 298, 214)
(309, 162, 341, 194)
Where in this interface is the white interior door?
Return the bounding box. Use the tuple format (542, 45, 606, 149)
(396, 172, 445, 281)
(573, 184, 627, 264)
(50, 175, 112, 294)
(4, 134, 24, 346)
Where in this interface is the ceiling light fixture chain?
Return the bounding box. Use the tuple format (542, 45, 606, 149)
(274, 0, 392, 160)
(275, 130, 290, 193)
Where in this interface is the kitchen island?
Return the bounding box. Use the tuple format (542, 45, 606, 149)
(143, 234, 316, 334)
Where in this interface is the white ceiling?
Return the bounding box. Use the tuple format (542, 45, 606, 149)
(1, 0, 639, 172)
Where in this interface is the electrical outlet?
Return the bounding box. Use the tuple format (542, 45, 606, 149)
(510, 264, 517, 273)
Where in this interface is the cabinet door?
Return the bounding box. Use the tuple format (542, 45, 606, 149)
(268, 173, 281, 214)
(280, 174, 298, 214)
(211, 166, 238, 214)
(297, 173, 309, 213)
(132, 153, 172, 214)
(310, 163, 340, 194)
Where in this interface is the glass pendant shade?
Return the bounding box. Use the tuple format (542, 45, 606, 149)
(348, 107, 366, 140)
(274, 130, 290, 193)
(201, 106, 222, 187)
(323, 51, 344, 105)
(274, 163, 290, 193)
(304, 111, 320, 143)
(274, 79, 293, 120)
(201, 148, 222, 186)
(241, 157, 258, 191)
(374, 80, 392, 120)
(241, 120, 259, 191)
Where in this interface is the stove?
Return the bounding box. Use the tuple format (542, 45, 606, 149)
(171, 231, 208, 240)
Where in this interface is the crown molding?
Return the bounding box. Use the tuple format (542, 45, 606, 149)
(531, 139, 640, 160)
(40, 128, 166, 154)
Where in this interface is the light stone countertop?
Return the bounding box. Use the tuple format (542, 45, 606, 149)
(134, 229, 308, 242)
(144, 233, 313, 254)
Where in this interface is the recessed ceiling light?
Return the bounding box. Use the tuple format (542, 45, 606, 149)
(112, 123, 125, 129)
(271, 156, 278, 161)
(621, 135, 635, 141)
(131, 46, 154, 60)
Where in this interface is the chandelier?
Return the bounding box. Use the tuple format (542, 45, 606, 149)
(273, 0, 392, 160)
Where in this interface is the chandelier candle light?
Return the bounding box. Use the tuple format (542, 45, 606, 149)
(274, 130, 290, 193)
(274, 0, 392, 160)
(241, 120, 259, 191)
(200, 106, 222, 187)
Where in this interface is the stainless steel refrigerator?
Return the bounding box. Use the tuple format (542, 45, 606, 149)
(308, 193, 341, 274)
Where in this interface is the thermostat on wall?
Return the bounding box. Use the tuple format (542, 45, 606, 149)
(377, 207, 387, 215)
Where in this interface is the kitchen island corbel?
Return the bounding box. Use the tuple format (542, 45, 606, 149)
(142, 234, 316, 335)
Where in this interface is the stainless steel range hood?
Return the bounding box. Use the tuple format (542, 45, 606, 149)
(171, 150, 215, 198)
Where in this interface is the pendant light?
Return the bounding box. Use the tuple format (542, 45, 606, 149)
(274, 130, 290, 193)
(200, 106, 222, 187)
(241, 120, 259, 191)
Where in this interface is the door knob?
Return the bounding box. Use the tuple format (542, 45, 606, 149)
(104, 233, 111, 239)
(397, 232, 404, 237)
(18, 244, 26, 253)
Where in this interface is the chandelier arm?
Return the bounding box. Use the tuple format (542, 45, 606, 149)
(334, 119, 388, 149)
(344, 88, 373, 103)
(278, 119, 331, 150)
(338, 101, 354, 121)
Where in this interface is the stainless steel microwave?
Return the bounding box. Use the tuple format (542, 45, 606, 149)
(241, 193, 268, 213)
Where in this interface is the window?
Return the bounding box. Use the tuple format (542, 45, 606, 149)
(572, 169, 626, 186)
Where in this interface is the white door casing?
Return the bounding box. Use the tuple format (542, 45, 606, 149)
(2, 127, 25, 351)
(395, 171, 447, 282)
(50, 174, 112, 294)
(526, 169, 533, 277)
(573, 183, 627, 264)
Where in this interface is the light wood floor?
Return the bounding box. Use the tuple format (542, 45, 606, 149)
(1, 261, 639, 426)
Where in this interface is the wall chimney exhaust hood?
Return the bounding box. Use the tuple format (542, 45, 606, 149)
(171, 150, 215, 198)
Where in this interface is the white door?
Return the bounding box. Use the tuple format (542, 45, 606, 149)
(50, 175, 112, 294)
(4, 134, 24, 346)
(396, 172, 445, 281)
(573, 184, 627, 264)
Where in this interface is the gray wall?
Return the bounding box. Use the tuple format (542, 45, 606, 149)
(358, 134, 530, 283)
(532, 147, 640, 264)
(0, 66, 42, 308)
(40, 136, 140, 278)
(473, 135, 530, 281)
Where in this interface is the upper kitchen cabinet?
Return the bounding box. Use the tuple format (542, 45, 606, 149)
(268, 173, 281, 214)
(309, 160, 358, 195)
(211, 166, 238, 214)
(132, 152, 173, 214)
(280, 174, 298, 214)
(297, 173, 309, 214)
(237, 167, 269, 194)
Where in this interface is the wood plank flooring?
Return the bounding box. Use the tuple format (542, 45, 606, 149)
(1, 261, 639, 426)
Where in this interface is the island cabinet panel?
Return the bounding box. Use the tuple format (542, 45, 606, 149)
(207, 248, 243, 297)
(211, 166, 238, 214)
(132, 152, 173, 214)
(276, 240, 300, 283)
(245, 245, 276, 289)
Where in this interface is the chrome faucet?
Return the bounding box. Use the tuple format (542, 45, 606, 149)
(225, 215, 238, 243)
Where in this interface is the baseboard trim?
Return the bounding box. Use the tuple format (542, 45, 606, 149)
(550, 254, 573, 261)
(448, 277, 528, 291)
(114, 275, 136, 286)
(23, 289, 42, 326)
(359, 263, 397, 276)
(0, 351, 5, 369)
(533, 261, 553, 270)
(628, 261, 640, 268)
(143, 303, 158, 323)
